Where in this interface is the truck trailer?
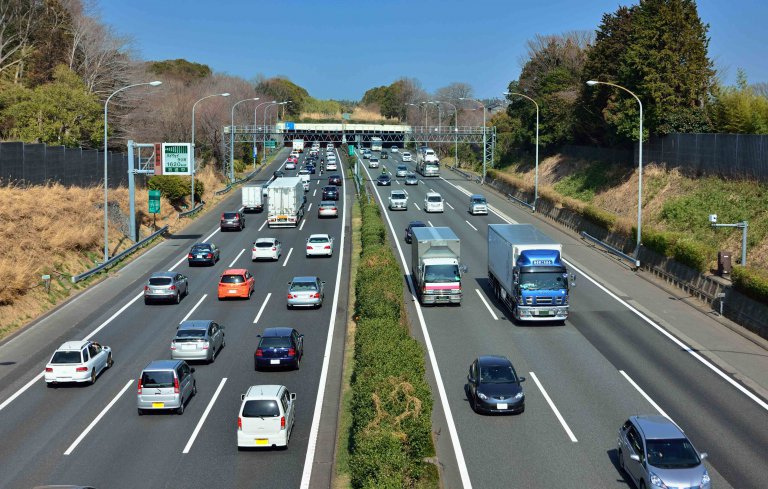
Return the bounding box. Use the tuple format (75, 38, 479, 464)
(267, 177, 305, 228)
(411, 227, 466, 305)
(487, 224, 572, 323)
(241, 185, 264, 212)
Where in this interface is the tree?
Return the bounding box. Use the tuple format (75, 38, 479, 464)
(709, 69, 768, 134)
(0, 0, 51, 83)
(254, 77, 309, 117)
(147, 59, 212, 83)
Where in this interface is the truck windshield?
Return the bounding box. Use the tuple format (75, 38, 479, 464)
(424, 264, 460, 283)
(519, 272, 567, 291)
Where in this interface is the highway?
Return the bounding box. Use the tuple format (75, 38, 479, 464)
(360, 149, 768, 489)
(0, 147, 348, 489)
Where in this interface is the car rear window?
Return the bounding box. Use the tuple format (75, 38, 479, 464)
(148, 277, 173, 286)
(191, 245, 211, 252)
(308, 237, 328, 243)
(51, 351, 82, 364)
(290, 281, 317, 291)
(427, 196, 442, 202)
(222, 213, 239, 219)
(141, 371, 174, 388)
(242, 400, 280, 417)
(260, 337, 292, 348)
(220, 274, 245, 284)
(255, 241, 274, 248)
(398, 166, 407, 170)
(320, 201, 335, 207)
(176, 329, 206, 339)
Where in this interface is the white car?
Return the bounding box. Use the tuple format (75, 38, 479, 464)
(252, 238, 282, 261)
(237, 384, 296, 449)
(424, 192, 444, 212)
(298, 170, 310, 191)
(285, 161, 297, 170)
(391, 146, 399, 152)
(306, 234, 334, 257)
(326, 161, 338, 171)
(290, 151, 300, 159)
(368, 158, 379, 168)
(388, 190, 408, 210)
(45, 340, 113, 386)
(401, 152, 412, 162)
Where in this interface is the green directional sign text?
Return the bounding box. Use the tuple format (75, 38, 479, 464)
(162, 143, 192, 175)
(149, 189, 161, 214)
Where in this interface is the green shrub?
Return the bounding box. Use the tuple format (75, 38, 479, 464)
(641, 227, 678, 256)
(350, 429, 410, 489)
(148, 175, 203, 205)
(582, 205, 617, 230)
(732, 266, 768, 303)
(670, 239, 713, 272)
(552, 161, 625, 202)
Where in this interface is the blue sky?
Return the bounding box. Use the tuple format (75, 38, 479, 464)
(99, 0, 767, 100)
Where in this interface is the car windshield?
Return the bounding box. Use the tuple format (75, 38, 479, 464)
(471, 197, 486, 204)
(398, 166, 407, 170)
(291, 281, 317, 292)
(646, 439, 701, 468)
(148, 277, 172, 286)
(220, 274, 245, 284)
(260, 337, 292, 348)
(51, 351, 82, 364)
(427, 196, 442, 202)
(480, 365, 518, 384)
(141, 371, 174, 388)
(519, 272, 567, 291)
(424, 264, 460, 283)
(176, 329, 206, 339)
(308, 237, 329, 243)
(243, 400, 280, 417)
(392, 193, 406, 199)
(222, 213, 238, 219)
(379, 175, 390, 180)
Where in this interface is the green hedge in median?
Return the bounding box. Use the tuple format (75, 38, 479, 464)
(349, 196, 436, 488)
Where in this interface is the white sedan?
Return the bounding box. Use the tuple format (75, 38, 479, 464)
(252, 238, 282, 261)
(326, 161, 338, 171)
(45, 340, 113, 386)
(306, 234, 334, 257)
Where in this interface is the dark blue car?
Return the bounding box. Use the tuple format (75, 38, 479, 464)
(254, 327, 304, 370)
(466, 355, 526, 414)
(306, 163, 316, 174)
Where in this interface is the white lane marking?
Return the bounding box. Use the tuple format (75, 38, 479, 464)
(465, 220, 478, 231)
(203, 227, 220, 243)
(238, 206, 244, 212)
(445, 201, 454, 210)
(252, 293, 272, 324)
(307, 203, 313, 212)
(429, 188, 435, 192)
(313, 189, 317, 197)
(355, 160, 473, 489)
(300, 147, 348, 488)
(442, 174, 768, 412)
(168, 254, 187, 271)
(427, 221, 434, 227)
(282, 247, 294, 267)
(258, 220, 267, 232)
(413, 203, 421, 210)
(228, 249, 245, 267)
(299, 219, 307, 230)
(475, 289, 499, 320)
(619, 370, 671, 419)
(183, 377, 227, 454)
(0, 372, 43, 412)
(529, 371, 578, 442)
(64, 379, 134, 455)
(180, 294, 207, 324)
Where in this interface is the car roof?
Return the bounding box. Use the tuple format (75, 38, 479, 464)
(262, 327, 295, 337)
(291, 276, 318, 282)
(426, 191, 441, 196)
(143, 359, 182, 371)
(244, 384, 284, 399)
(222, 268, 248, 275)
(178, 320, 212, 330)
(57, 340, 90, 351)
(471, 194, 486, 199)
(150, 271, 177, 278)
(323, 186, 337, 190)
(632, 415, 685, 439)
(379, 174, 390, 178)
(477, 355, 513, 367)
(408, 221, 426, 227)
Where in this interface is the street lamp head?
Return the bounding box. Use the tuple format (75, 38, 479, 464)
(149, 81, 163, 86)
(586, 80, 599, 86)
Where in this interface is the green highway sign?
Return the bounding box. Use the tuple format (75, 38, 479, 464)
(149, 189, 161, 214)
(348, 144, 354, 156)
(162, 143, 192, 175)
(265, 140, 277, 148)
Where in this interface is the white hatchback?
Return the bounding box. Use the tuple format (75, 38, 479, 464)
(237, 385, 296, 449)
(326, 161, 338, 171)
(424, 192, 444, 212)
(306, 234, 334, 257)
(45, 340, 113, 386)
(252, 238, 282, 261)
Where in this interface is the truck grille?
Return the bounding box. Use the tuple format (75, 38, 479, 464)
(533, 296, 564, 305)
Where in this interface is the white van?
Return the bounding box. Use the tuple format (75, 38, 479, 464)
(298, 170, 310, 191)
(402, 152, 412, 162)
(424, 192, 444, 212)
(237, 384, 296, 449)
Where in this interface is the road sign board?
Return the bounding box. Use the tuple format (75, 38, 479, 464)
(149, 190, 161, 214)
(162, 143, 192, 175)
(348, 144, 354, 156)
(265, 140, 276, 148)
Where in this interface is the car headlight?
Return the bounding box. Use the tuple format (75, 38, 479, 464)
(477, 392, 488, 400)
(649, 472, 667, 488)
(701, 471, 710, 485)
(514, 391, 524, 399)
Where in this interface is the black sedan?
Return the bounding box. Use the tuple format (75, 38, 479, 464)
(377, 174, 392, 186)
(466, 356, 525, 414)
(187, 243, 220, 266)
(328, 174, 342, 186)
(380, 151, 388, 159)
(322, 185, 339, 201)
(404, 220, 427, 243)
(306, 163, 316, 174)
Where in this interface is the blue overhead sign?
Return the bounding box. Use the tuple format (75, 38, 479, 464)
(285, 122, 295, 130)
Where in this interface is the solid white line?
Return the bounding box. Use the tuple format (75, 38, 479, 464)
(619, 370, 671, 419)
(253, 293, 272, 324)
(183, 377, 227, 454)
(355, 159, 474, 488)
(299, 219, 307, 230)
(300, 148, 347, 488)
(307, 203, 313, 212)
(465, 220, 478, 231)
(168, 254, 187, 271)
(529, 371, 578, 442)
(180, 294, 207, 324)
(282, 247, 294, 267)
(413, 203, 421, 210)
(475, 289, 499, 320)
(427, 220, 434, 227)
(203, 227, 220, 243)
(445, 201, 454, 210)
(228, 249, 245, 267)
(258, 220, 267, 232)
(0, 372, 44, 411)
(64, 379, 134, 455)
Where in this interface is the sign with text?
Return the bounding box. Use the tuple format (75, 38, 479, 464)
(154, 143, 163, 175)
(149, 190, 161, 214)
(162, 143, 192, 175)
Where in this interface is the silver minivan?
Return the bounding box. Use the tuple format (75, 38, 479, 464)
(171, 320, 225, 363)
(137, 360, 196, 415)
(468, 194, 488, 215)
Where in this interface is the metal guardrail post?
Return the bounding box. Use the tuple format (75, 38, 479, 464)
(581, 231, 640, 268)
(507, 193, 535, 212)
(179, 203, 205, 218)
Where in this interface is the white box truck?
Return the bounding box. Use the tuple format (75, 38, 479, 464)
(292, 139, 305, 153)
(488, 224, 573, 323)
(242, 185, 264, 212)
(411, 227, 466, 305)
(267, 177, 305, 228)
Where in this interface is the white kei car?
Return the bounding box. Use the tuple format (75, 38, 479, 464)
(306, 234, 334, 257)
(45, 340, 113, 386)
(237, 385, 296, 449)
(252, 238, 282, 261)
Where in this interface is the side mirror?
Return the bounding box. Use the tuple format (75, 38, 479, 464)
(190, 367, 196, 373)
(518, 376, 526, 383)
(290, 393, 297, 401)
(467, 374, 474, 384)
(460, 265, 469, 274)
(629, 454, 641, 462)
(570, 273, 576, 287)
(256, 334, 261, 338)
(241, 394, 246, 401)
(322, 281, 326, 284)
(700, 452, 708, 460)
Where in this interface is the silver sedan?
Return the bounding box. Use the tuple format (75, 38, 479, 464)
(287, 276, 325, 309)
(144, 271, 189, 304)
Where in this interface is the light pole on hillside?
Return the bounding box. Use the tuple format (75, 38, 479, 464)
(230, 97, 259, 182)
(504, 91, 539, 210)
(438, 100, 458, 167)
(253, 100, 276, 166)
(587, 80, 643, 264)
(264, 101, 290, 155)
(103, 80, 162, 263)
(459, 97, 487, 184)
(192, 92, 230, 210)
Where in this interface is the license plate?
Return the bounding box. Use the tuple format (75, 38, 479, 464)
(152, 402, 164, 408)
(497, 403, 508, 410)
(536, 310, 553, 316)
(255, 438, 268, 446)
(181, 344, 195, 350)
(229, 289, 237, 293)
(270, 359, 280, 365)
(278, 215, 287, 220)
(197, 254, 205, 258)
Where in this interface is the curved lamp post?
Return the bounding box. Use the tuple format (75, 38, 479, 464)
(504, 91, 539, 209)
(229, 97, 259, 182)
(103, 80, 162, 262)
(191, 92, 230, 209)
(438, 100, 458, 168)
(459, 97, 487, 184)
(263, 101, 290, 155)
(253, 100, 277, 166)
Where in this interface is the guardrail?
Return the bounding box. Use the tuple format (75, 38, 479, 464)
(178, 203, 204, 218)
(450, 166, 473, 180)
(71, 225, 169, 283)
(507, 193, 535, 212)
(213, 167, 262, 195)
(581, 231, 640, 269)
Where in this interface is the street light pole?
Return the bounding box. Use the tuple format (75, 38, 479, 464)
(263, 101, 290, 156)
(504, 91, 539, 210)
(460, 98, 487, 184)
(253, 100, 277, 167)
(103, 80, 162, 263)
(192, 92, 230, 210)
(438, 101, 458, 168)
(587, 80, 643, 261)
(230, 97, 259, 182)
